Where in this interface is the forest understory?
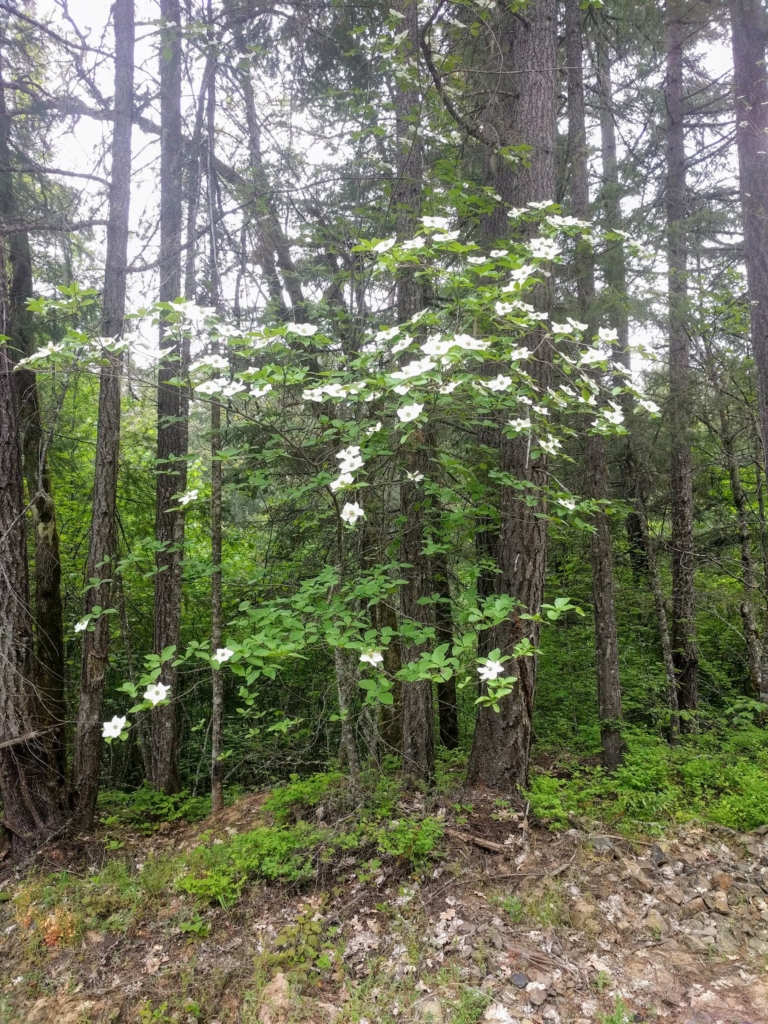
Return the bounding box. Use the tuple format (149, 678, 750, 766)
(2, 768, 768, 1024)
(6, 0, 768, 1021)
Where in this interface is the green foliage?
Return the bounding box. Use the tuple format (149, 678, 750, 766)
(599, 997, 631, 1024)
(527, 725, 768, 833)
(451, 989, 493, 1024)
(376, 817, 445, 865)
(178, 913, 210, 939)
(178, 823, 322, 907)
(268, 898, 341, 982)
(99, 784, 211, 833)
(264, 772, 344, 823)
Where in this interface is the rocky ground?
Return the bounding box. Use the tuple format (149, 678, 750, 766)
(1, 795, 767, 1024)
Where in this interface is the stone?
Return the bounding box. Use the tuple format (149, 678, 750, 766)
(622, 858, 654, 894)
(683, 934, 711, 953)
(703, 890, 729, 915)
(420, 1000, 443, 1023)
(681, 897, 705, 918)
(663, 884, 685, 905)
(650, 844, 669, 867)
(258, 974, 291, 1024)
(526, 982, 548, 1006)
(511, 972, 529, 989)
(590, 836, 619, 858)
(541, 1008, 560, 1023)
(644, 909, 668, 934)
(714, 871, 733, 892)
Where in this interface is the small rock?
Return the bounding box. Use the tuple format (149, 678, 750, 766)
(526, 982, 549, 1006)
(644, 909, 668, 934)
(622, 858, 654, 894)
(714, 871, 733, 892)
(541, 1008, 560, 1023)
(511, 972, 529, 989)
(703, 890, 729, 915)
(420, 999, 443, 1023)
(258, 973, 291, 1024)
(590, 836, 619, 858)
(650, 844, 669, 867)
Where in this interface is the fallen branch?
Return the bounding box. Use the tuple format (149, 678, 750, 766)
(446, 828, 506, 853)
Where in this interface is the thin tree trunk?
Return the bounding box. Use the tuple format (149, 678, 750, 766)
(433, 547, 459, 749)
(566, 0, 623, 770)
(594, 17, 648, 577)
(0, 58, 66, 776)
(467, 0, 557, 791)
(334, 646, 361, 780)
(206, 48, 225, 814)
(636, 499, 680, 741)
(73, 0, 134, 829)
(666, 2, 698, 724)
(152, 0, 187, 793)
(0, 244, 68, 859)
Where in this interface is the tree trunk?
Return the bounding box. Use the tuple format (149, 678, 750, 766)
(721, 410, 764, 699)
(73, 0, 134, 829)
(393, 0, 434, 784)
(666, 2, 698, 724)
(433, 546, 459, 749)
(0, 59, 66, 776)
(594, 17, 648, 576)
(151, 0, 186, 793)
(467, 0, 557, 791)
(731, 2, 768, 644)
(566, 0, 623, 770)
(0, 247, 68, 859)
(206, 49, 225, 814)
(636, 498, 680, 741)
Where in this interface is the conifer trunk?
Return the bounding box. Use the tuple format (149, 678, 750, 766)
(394, 0, 435, 784)
(666, 2, 698, 724)
(731, 3, 768, 663)
(152, 0, 187, 793)
(73, 0, 134, 828)
(565, 0, 622, 770)
(0, 61, 66, 776)
(467, 0, 557, 791)
(0, 248, 68, 859)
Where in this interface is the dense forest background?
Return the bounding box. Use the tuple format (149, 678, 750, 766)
(4, 0, 768, 860)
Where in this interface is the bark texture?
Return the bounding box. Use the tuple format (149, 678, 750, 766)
(468, 0, 557, 791)
(0, 258, 68, 858)
(152, 0, 187, 792)
(666, 3, 698, 723)
(73, 0, 134, 828)
(0, 62, 66, 773)
(393, 0, 435, 784)
(731, 0, 768, 703)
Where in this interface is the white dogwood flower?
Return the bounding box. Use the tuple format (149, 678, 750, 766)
(360, 649, 384, 666)
(340, 502, 365, 525)
(397, 402, 424, 423)
(144, 682, 170, 705)
(213, 647, 234, 664)
(102, 716, 126, 739)
(286, 323, 319, 336)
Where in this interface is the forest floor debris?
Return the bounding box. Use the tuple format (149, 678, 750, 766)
(1, 785, 768, 1024)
